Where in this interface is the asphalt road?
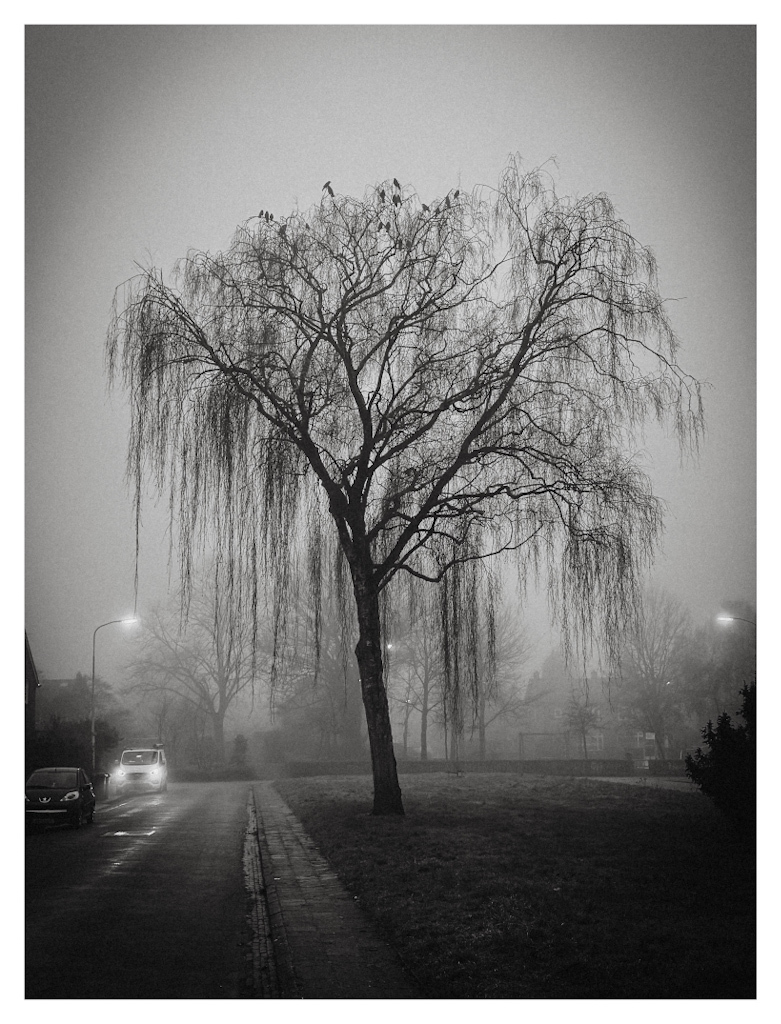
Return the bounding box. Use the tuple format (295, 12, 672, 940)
(26, 781, 258, 999)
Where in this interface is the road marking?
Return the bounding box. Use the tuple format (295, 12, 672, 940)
(102, 830, 157, 836)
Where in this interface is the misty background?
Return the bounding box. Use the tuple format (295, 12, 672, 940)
(23, 25, 756, 724)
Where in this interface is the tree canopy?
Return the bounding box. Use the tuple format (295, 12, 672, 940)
(108, 157, 703, 812)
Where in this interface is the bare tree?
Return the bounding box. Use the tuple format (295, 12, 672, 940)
(128, 576, 258, 764)
(616, 585, 692, 758)
(565, 682, 601, 759)
(120, 686, 209, 766)
(270, 589, 366, 759)
(471, 603, 532, 759)
(389, 598, 444, 761)
(108, 158, 702, 813)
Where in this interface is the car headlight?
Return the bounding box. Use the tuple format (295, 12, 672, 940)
(62, 791, 79, 802)
(150, 768, 159, 776)
(116, 769, 126, 777)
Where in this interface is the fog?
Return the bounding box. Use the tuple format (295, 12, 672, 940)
(24, 24, 756, 697)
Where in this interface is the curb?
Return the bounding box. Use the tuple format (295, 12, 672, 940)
(253, 788, 302, 998)
(243, 789, 284, 997)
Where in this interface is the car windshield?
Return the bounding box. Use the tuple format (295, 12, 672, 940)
(121, 750, 158, 765)
(27, 771, 78, 789)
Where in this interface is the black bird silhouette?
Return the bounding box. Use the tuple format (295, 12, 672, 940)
(270, 212, 274, 221)
(379, 188, 386, 202)
(445, 195, 451, 209)
(422, 204, 430, 212)
(323, 181, 334, 197)
(264, 212, 270, 223)
(453, 190, 459, 200)
(393, 177, 400, 189)
(258, 209, 264, 218)
(385, 222, 391, 231)
(392, 194, 400, 207)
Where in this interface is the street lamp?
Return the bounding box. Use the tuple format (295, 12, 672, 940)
(91, 617, 137, 773)
(716, 615, 757, 628)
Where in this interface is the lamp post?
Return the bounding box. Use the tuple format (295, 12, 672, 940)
(91, 618, 137, 773)
(716, 615, 756, 629)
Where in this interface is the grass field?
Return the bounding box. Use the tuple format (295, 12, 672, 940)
(274, 772, 755, 999)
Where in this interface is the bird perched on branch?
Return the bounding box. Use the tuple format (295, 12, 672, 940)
(379, 188, 386, 203)
(422, 204, 430, 212)
(323, 180, 334, 197)
(392, 194, 400, 207)
(445, 194, 451, 209)
(258, 209, 264, 219)
(453, 190, 460, 200)
(393, 177, 400, 189)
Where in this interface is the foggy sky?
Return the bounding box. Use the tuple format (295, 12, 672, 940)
(24, 23, 756, 688)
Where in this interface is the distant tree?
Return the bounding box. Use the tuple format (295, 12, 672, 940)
(470, 602, 532, 759)
(118, 685, 203, 766)
(685, 682, 755, 835)
(108, 158, 703, 813)
(270, 592, 366, 759)
(616, 586, 692, 758)
(565, 683, 601, 759)
(390, 573, 530, 762)
(388, 595, 444, 760)
(127, 571, 258, 764)
(231, 733, 249, 767)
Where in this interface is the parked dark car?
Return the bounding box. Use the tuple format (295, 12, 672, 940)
(25, 767, 96, 828)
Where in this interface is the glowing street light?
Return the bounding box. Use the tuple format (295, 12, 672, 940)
(91, 617, 138, 773)
(716, 614, 756, 629)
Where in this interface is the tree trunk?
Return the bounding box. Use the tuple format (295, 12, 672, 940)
(210, 710, 226, 764)
(450, 726, 459, 763)
(351, 562, 404, 815)
(478, 690, 487, 759)
(341, 661, 365, 758)
(420, 687, 429, 761)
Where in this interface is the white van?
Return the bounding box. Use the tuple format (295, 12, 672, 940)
(115, 746, 168, 793)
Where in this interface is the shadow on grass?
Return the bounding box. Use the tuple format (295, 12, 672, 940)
(274, 773, 755, 999)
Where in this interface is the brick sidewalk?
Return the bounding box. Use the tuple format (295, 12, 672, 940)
(252, 782, 422, 999)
